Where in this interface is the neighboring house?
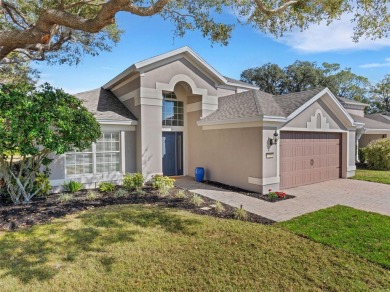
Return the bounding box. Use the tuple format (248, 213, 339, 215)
(336, 98, 390, 153)
(49, 47, 390, 193)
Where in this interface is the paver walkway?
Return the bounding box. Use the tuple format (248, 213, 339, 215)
(175, 177, 390, 222)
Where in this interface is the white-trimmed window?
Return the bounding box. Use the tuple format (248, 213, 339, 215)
(65, 132, 121, 177)
(162, 92, 184, 126)
(96, 133, 120, 173)
(65, 147, 93, 176)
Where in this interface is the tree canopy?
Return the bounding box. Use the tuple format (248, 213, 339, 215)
(0, 0, 389, 65)
(241, 61, 370, 102)
(368, 75, 390, 114)
(0, 83, 101, 204)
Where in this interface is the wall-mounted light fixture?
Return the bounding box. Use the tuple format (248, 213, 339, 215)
(270, 131, 279, 146)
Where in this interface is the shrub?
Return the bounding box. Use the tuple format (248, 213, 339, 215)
(190, 194, 204, 207)
(175, 189, 186, 199)
(114, 188, 128, 198)
(99, 182, 116, 193)
(34, 173, 52, 196)
(267, 189, 278, 200)
(152, 175, 175, 195)
(58, 193, 74, 203)
(214, 201, 225, 213)
(86, 190, 100, 201)
(234, 207, 248, 221)
(62, 181, 83, 193)
(358, 147, 367, 164)
(365, 138, 390, 170)
(123, 173, 144, 191)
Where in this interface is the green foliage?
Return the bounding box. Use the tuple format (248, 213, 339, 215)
(99, 182, 116, 193)
(2, 1, 389, 65)
(234, 207, 248, 221)
(214, 201, 225, 213)
(0, 53, 39, 85)
(122, 173, 144, 191)
(364, 138, 390, 170)
(368, 75, 390, 114)
(114, 188, 128, 198)
(189, 194, 204, 207)
(241, 61, 370, 102)
(175, 189, 187, 199)
(358, 147, 367, 164)
(0, 83, 100, 204)
(57, 193, 74, 203)
(62, 181, 83, 193)
(267, 191, 278, 200)
(152, 175, 175, 195)
(34, 173, 52, 196)
(86, 190, 101, 201)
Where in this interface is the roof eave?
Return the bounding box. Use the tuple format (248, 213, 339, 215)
(102, 64, 137, 89)
(97, 119, 138, 126)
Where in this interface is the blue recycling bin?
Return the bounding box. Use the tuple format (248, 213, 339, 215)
(195, 167, 205, 182)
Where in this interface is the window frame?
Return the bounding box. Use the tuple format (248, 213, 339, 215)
(162, 92, 184, 127)
(65, 132, 121, 178)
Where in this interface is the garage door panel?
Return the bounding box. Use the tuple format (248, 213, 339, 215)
(280, 131, 341, 189)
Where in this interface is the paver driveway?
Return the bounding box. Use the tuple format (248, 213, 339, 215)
(175, 178, 390, 222)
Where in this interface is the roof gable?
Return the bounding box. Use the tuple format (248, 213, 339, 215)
(103, 47, 257, 90)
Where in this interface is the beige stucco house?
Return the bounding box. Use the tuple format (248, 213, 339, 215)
(49, 47, 390, 193)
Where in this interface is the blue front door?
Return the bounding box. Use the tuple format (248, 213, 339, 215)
(162, 132, 183, 176)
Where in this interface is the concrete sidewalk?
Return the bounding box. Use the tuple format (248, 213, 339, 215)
(175, 177, 390, 222)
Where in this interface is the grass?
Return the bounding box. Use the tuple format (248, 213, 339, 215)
(351, 168, 390, 184)
(0, 205, 389, 291)
(279, 205, 390, 269)
(189, 194, 204, 207)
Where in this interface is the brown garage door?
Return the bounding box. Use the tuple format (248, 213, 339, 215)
(280, 132, 341, 189)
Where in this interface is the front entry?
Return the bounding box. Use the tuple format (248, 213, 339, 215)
(162, 132, 183, 176)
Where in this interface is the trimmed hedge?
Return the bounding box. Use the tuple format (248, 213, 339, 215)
(365, 138, 390, 170)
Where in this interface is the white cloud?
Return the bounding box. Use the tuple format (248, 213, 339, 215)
(360, 58, 390, 68)
(277, 14, 390, 53)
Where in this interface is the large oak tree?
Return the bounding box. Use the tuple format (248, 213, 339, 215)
(0, 0, 389, 65)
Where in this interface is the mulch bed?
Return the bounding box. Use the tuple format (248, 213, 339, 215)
(0, 187, 274, 231)
(203, 180, 295, 203)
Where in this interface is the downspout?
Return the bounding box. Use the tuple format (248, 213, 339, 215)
(355, 127, 366, 162)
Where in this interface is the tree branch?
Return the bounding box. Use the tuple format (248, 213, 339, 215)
(253, 0, 299, 16)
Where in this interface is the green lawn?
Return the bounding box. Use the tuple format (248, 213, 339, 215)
(351, 168, 390, 184)
(0, 205, 389, 291)
(279, 205, 390, 269)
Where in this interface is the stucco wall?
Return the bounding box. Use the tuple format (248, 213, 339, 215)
(283, 99, 346, 130)
(359, 134, 386, 147)
(125, 131, 137, 173)
(143, 58, 218, 96)
(111, 77, 140, 100)
(187, 111, 262, 192)
(345, 108, 365, 117)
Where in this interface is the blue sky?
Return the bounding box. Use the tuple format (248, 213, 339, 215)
(35, 11, 390, 94)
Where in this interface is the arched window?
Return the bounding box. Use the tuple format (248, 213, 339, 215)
(316, 113, 321, 129)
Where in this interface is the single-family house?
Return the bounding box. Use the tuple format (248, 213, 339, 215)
(49, 47, 390, 193)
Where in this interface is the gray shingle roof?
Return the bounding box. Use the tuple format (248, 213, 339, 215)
(274, 87, 325, 116)
(223, 76, 258, 88)
(201, 87, 325, 122)
(75, 88, 137, 121)
(350, 114, 390, 130)
(366, 113, 390, 124)
(336, 96, 368, 107)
